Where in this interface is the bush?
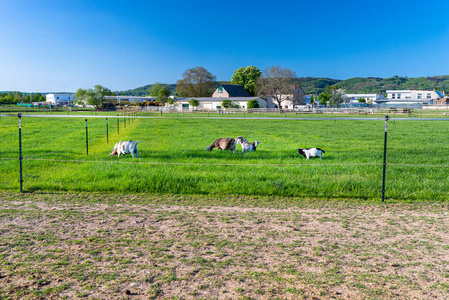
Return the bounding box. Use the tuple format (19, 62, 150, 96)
(189, 99, 199, 107)
(247, 99, 260, 108)
(222, 99, 232, 108)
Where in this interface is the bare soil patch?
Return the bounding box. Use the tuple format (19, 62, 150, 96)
(1, 192, 449, 299)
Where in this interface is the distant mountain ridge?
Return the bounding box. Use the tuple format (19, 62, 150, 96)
(115, 75, 449, 96)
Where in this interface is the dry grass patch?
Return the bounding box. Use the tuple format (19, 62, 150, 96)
(1, 192, 449, 299)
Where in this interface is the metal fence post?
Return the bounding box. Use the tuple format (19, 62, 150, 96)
(18, 113, 23, 193)
(106, 118, 109, 144)
(382, 115, 389, 202)
(85, 119, 88, 155)
(117, 116, 120, 134)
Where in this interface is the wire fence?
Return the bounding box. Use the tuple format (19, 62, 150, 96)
(3, 104, 449, 119)
(1, 113, 448, 201)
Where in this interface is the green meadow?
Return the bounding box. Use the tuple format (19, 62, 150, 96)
(1, 115, 448, 201)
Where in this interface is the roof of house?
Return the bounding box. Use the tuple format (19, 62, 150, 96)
(219, 84, 252, 97)
(177, 97, 264, 102)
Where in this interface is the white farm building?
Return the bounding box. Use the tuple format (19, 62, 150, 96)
(173, 84, 267, 110)
(345, 94, 386, 104)
(175, 97, 266, 110)
(385, 90, 444, 105)
(45, 94, 76, 106)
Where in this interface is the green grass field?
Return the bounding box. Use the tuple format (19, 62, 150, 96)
(1, 115, 448, 201)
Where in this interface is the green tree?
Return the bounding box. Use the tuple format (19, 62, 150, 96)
(231, 66, 262, 96)
(358, 97, 366, 103)
(247, 99, 260, 108)
(189, 98, 199, 108)
(167, 97, 175, 105)
(23, 93, 31, 103)
(319, 84, 341, 106)
(33, 93, 43, 102)
(176, 66, 217, 97)
(148, 82, 169, 96)
(75, 85, 112, 108)
(222, 99, 239, 108)
(221, 99, 232, 108)
(4, 94, 14, 104)
(157, 87, 171, 106)
(310, 95, 317, 107)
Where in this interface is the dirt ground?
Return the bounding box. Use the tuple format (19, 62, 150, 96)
(1, 192, 449, 299)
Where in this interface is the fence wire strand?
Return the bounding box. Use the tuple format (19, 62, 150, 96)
(17, 158, 449, 168)
(23, 158, 381, 166)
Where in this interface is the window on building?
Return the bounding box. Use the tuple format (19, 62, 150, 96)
(417, 93, 422, 99)
(57, 97, 59, 99)
(218, 86, 223, 94)
(427, 93, 431, 99)
(392, 94, 395, 99)
(397, 93, 401, 99)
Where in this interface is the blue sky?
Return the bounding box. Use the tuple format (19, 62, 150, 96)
(1, 0, 448, 92)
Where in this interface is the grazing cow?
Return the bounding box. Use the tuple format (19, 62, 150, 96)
(110, 140, 141, 158)
(297, 148, 325, 159)
(206, 138, 236, 153)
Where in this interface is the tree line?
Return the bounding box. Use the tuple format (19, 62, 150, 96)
(120, 75, 449, 99)
(75, 65, 349, 108)
(8, 69, 448, 108)
(0, 91, 46, 104)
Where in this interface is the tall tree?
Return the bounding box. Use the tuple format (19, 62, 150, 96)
(148, 82, 169, 96)
(319, 84, 345, 107)
(157, 87, 171, 105)
(176, 66, 217, 97)
(231, 65, 261, 96)
(75, 84, 112, 108)
(256, 66, 296, 108)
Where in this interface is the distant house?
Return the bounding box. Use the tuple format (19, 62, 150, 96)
(385, 89, 444, 105)
(212, 84, 252, 97)
(266, 85, 309, 108)
(45, 94, 75, 106)
(175, 97, 267, 110)
(346, 94, 386, 104)
(170, 84, 266, 110)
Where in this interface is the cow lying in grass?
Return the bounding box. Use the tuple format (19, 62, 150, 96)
(206, 138, 236, 153)
(110, 140, 141, 158)
(297, 148, 325, 159)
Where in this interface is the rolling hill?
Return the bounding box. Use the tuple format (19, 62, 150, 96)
(115, 76, 449, 96)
